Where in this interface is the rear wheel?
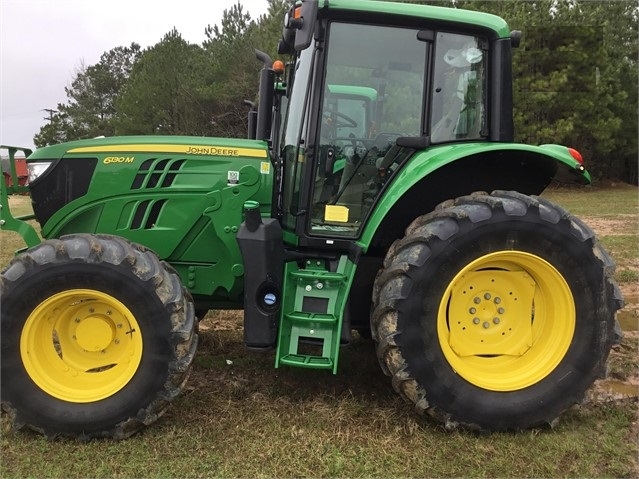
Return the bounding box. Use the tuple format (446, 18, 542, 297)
(372, 191, 622, 431)
(1, 234, 198, 439)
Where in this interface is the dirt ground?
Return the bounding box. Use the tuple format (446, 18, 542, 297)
(580, 214, 638, 237)
(580, 214, 638, 406)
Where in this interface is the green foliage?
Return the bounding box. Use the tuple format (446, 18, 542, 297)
(33, 0, 637, 182)
(201, 0, 289, 138)
(33, 109, 74, 147)
(203, 2, 261, 137)
(115, 30, 216, 136)
(457, 0, 638, 183)
(34, 44, 140, 147)
(33, 1, 289, 143)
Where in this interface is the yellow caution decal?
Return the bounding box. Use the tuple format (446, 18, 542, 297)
(324, 205, 349, 223)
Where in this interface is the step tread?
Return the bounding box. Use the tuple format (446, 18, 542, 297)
(285, 311, 338, 323)
(279, 354, 334, 369)
(290, 270, 347, 282)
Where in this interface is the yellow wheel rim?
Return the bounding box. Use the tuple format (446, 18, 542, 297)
(437, 251, 575, 391)
(20, 289, 143, 403)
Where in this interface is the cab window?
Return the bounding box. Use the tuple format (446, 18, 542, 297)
(430, 32, 488, 143)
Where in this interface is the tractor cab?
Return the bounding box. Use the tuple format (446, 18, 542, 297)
(271, 0, 515, 243)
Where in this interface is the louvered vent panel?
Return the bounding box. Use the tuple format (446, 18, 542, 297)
(130, 158, 185, 189)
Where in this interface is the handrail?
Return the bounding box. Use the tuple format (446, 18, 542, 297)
(0, 145, 40, 248)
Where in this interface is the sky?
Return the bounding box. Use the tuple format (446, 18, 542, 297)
(0, 0, 271, 151)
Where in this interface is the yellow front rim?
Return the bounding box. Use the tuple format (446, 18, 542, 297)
(20, 289, 143, 402)
(437, 251, 575, 391)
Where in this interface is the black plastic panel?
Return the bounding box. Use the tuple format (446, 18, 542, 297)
(30, 158, 97, 227)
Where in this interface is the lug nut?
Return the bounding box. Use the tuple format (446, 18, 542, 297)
(474, 297, 481, 304)
(493, 318, 500, 325)
(473, 317, 480, 325)
(484, 293, 491, 300)
(469, 307, 476, 314)
(494, 297, 501, 304)
(483, 322, 490, 329)
(498, 307, 505, 314)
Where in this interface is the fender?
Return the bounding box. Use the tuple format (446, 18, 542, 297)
(358, 142, 589, 251)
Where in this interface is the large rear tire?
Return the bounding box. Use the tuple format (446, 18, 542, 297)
(372, 191, 622, 431)
(1, 234, 198, 439)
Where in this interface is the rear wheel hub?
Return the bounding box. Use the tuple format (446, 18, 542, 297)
(438, 251, 575, 392)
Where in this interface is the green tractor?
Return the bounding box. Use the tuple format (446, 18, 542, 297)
(1, 0, 622, 439)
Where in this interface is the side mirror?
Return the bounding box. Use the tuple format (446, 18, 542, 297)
(294, 0, 318, 51)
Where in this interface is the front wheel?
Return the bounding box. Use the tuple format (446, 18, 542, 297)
(1, 234, 198, 439)
(372, 191, 622, 431)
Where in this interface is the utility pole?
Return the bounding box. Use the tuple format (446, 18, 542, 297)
(42, 108, 58, 122)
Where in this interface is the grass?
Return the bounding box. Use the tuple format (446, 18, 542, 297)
(542, 183, 638, 216)
(2, 331, 637, 478)
(2, 187, 638, 478)
(0, 196, 39, 266)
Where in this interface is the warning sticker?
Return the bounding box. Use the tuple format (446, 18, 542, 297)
(227, 170, 240, 185)
(324, 205, 349, 223)
(260, 162, 271, 175)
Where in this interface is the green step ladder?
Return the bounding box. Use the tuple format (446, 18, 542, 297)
(275, 255, 355, 374)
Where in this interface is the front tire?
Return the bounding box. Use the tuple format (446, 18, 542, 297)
(372, 191, 622, 431)
(1, 234, 198, 439)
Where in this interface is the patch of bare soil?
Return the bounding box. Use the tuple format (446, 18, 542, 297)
(586, 283, 639, 404)
(580, 214, 638, 236)
(199, 310, 243, 332)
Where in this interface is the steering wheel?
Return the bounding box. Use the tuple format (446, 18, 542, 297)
(323, 111, 358, 130)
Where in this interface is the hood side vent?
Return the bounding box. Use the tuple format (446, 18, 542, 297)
(130, 158, 185, 190)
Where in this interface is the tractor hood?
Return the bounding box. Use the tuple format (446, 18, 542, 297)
(28, 135, 269, 162)
(26, 136, 274, 277)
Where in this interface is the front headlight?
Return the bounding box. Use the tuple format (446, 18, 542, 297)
(27, 161, 54, 183)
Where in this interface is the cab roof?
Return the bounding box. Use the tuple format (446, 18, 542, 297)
(322, 0, 511, 38)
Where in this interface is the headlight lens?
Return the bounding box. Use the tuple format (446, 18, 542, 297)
(27, 161, 54, 183)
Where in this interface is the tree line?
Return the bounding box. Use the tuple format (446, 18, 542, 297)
(34, 0, 637, 183)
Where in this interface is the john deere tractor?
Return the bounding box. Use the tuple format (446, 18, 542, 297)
(1, 0, 622, 439)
